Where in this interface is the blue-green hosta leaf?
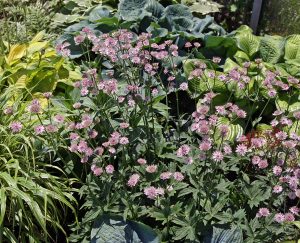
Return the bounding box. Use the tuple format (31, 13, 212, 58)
(172, 17, 194, 31)
(210, 227, 243, 243)
(259, 35, 286, 64)
(192, 16, 212, 34)
(145, 0, 164, 18)
(163, 4, 193, 20)
(91, 214, 159, 243)
(88, 6, 113, 22)
(285, 35, 300, 60)
(56, 33, 84, 59)
(118, 0, 150, 21)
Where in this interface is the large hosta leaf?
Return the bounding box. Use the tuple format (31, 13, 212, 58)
(163, 4, 193, 19)
(118, 0, 150, 21)
(210, 227, 243, 243)
(276, 94, 300, 112)
(188, 0, 222, 15)
(145, 0, 164, 18)
(88, 6, 112, 22)
(91, 214, 159, 243)
(215, 117, 243, 143)
(259, 35, 286, 64)
(235, 32, 260, 58)
(285, 35, 300, 60)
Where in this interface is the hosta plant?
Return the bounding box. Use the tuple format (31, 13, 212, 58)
(0, 31, 81, 103)
(56, 0, 225, 59)
(31, 28, 300, 242)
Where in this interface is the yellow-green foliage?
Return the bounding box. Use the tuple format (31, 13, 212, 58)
(0, 31, 81, 105)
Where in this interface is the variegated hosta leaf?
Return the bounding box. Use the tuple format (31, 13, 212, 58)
(276, 95, 300, 113)
(215, 117, 243, 143)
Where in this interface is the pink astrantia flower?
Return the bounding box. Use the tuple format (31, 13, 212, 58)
(137, 158, 147, 165)
(105, 165, 114, 174)
(34, 125, 45, 135)
(144, 186, 164, 199)
(258, 159, 268, 169)
(119, 137, 129, 145)
(273, 166, 282, 176)
(274, 213, 285, 223)
(160, 172, 172, 180)
(28, 99, 41, 113)
(235, 144, 248, 156)
(173, 172, 184, 181)
(146, 165, 157, 173)
(176, 145, 190, 157)
(179, 82, 188, 91)
(127, 174, 140, 187)
(4, 106, 13, 115)
(212, 151, 223, 162)
(54, 114, 65, 123)
(199, 141, 211, 151)
(273, 185, 283, 193)
(93, 167, 103, 176)
(9, 121, 23, 133)
(284, 213, 295, 222)
(256, 208, 270, 217)
(289, 206, 299, 215)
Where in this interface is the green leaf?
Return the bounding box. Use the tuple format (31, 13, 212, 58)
(163, 4, 193, 19)
(285, 35, 300, 60)
(235, 31, 260, 58)
(118, 0, 150, 21)
(210, 227, 243, 243)
(89, 6, 112, 22)
(91, 214, 159, 243)
(189, 1, 222, 15)
(0, 188, 7, 225)
(259, 35, 286, 64)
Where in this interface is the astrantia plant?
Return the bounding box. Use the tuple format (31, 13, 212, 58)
(27, 27, 300, 242)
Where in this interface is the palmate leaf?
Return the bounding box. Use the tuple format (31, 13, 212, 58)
(91, 214, 159, 243)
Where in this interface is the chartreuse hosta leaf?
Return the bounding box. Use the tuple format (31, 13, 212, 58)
(183, 59, 226, 93)
(276, 94, 300, 113)
(259, 35, 286, 64)
(285, 35, 300, 60)
(235, 27, 260, 58)
(91, 214, 159, 243)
